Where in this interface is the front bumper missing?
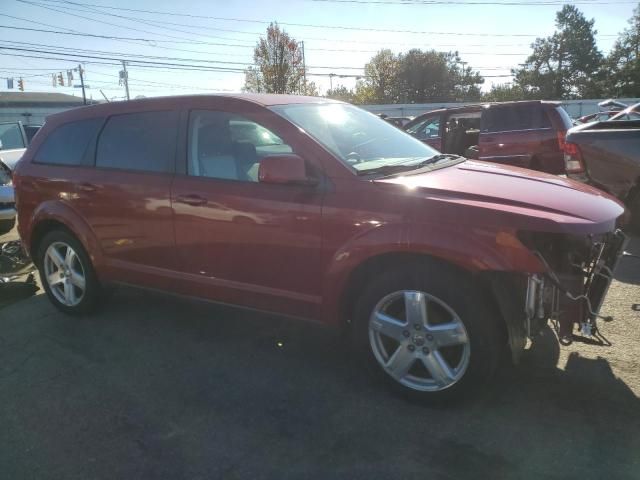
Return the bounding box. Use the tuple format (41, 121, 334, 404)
(527, 229, 628, 345)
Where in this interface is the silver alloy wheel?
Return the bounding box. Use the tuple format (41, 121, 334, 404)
(368, 290, 470, 392)
(43, 241, 86, 307)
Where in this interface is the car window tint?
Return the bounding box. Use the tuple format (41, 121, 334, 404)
(0, 123, 25, 150)
(486, 105, 550, 132)
(96, 111, 178, 173)
(34, 118, 103, 166)
(188, 110, 292, 182)
(406, 116, 440, 139)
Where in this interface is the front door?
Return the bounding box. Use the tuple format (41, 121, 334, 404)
(171, 109, 324, 319)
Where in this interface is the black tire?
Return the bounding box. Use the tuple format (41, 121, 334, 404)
(352, 259, 502, 404)
(36, 229, 102, 315)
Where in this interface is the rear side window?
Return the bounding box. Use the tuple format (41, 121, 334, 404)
(34, 118, 103, 166)
(484, 105, 551, 132)
(96, 111, 178, 173)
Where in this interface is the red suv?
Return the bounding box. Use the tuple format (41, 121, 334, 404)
(14, 95, 626, 402)
(404, 101, 574, 174)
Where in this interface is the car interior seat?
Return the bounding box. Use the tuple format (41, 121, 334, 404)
(198, 120, 239, 180)
(233, 142, 259, 182)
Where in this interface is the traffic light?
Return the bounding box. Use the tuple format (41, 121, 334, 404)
(18, 78, 24, 91)
(57, 72, 64, 86)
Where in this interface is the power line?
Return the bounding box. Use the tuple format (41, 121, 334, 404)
(29, 0, 618, 37)
(312, 0, 634, 4)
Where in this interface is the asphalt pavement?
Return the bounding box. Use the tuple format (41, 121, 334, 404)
(1, 233, 639, 480)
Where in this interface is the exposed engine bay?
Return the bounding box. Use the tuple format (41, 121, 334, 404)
(489, 229, 628, 360)
(520, 229, 627, 345)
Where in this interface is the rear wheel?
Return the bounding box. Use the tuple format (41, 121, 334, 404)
(353, 261, 502, 403)
(37, 229, 101, 315)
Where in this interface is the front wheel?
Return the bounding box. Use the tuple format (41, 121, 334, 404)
(353, 261, 502, 403)
(37, 229, 102, 315)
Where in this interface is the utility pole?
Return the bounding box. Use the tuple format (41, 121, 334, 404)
(121, 60, 130, 101)
(78, 64, 87, 105)
(300, 40, 306, 92)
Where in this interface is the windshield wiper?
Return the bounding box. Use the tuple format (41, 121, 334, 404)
(357, 154, 465, 176)
(419, 153, 465, 165)
(356, 163, 420, 176)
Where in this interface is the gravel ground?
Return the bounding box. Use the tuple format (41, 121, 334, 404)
(0, 234, 639, 480)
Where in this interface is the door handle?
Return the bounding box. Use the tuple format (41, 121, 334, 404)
(77, 182, 97, 192)
(176, 194, 208, 206)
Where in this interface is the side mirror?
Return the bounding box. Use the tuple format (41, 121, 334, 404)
(258, 154, 318, 186)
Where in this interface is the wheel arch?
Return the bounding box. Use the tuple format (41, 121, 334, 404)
(28, 201, 104, 270)
(337, 252, 473, 328)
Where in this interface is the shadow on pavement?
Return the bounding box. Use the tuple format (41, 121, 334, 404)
(1, 288, 638, 480)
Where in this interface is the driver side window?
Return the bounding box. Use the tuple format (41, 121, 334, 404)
(407, 116, 440, 140)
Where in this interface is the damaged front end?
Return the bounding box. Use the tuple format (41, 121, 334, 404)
(489, 229, 628, 361)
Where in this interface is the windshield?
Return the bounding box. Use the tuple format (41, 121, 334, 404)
(270, 103, 440, 173)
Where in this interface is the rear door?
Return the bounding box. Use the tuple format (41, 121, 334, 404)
(71, 110, 179, 289)
(479, 105, 546, 169)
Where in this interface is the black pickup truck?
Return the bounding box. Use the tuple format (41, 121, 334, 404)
(565, 120, 640, 230)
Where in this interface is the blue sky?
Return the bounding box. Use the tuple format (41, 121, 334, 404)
(0, 0, 635, 100)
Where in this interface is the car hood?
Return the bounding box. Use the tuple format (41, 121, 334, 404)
(376, 160, 624, 235)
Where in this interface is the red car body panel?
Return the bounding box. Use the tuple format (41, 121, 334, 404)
(14, 95, 624, 327)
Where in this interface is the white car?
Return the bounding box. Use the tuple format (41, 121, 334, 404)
(0, 161, 16, 235)
(0, 122, 29, 235)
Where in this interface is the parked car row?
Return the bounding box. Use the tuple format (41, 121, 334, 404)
(403, 100, 572, 174)
(12, 94, 627, 403)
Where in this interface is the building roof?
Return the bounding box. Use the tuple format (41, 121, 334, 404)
(0, 91, 99, 108)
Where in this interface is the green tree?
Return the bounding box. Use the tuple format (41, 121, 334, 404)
(395, 49, 451, 103)
(361, 49, 401, 103)
(243, 23, 309, 94)
(326, 85, 356, 102)
(605, 3, 640, 97)
(514, 5, 603, 99)
(481, 83, 535, 102)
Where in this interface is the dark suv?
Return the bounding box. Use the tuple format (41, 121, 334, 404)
(404, 101, 574, 174)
